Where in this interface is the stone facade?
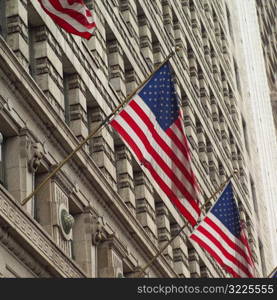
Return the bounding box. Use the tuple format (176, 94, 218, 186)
(0, 0, 275, 277)
(256, 0, 277, 134)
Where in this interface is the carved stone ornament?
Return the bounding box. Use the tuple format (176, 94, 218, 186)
(59, 203, 74, 240)
(27, 142, 45, 173)
(92, 216, 106, 246)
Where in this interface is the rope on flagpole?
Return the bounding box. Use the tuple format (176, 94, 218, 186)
(21, 51, 176, 206)
(134, 170, 238, 278)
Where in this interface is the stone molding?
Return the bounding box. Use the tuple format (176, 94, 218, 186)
(0, 225, 50, 277)
(0, 185, 87, 278)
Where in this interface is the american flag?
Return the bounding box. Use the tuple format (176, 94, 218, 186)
(38, 0, 96, 40)
(110, 63, 200, 227)
(190, 182, 255, 278)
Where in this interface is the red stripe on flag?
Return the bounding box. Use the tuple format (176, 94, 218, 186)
(120, 109, 200, 214)
(110, 120, 144, 161)
(130, 101, 198, 191)
(205, 217, 252, 264)
(190, 234, 240, 278)
(39, 0, 95, 39)
(110, 119, 198, 226)
(47, 0, 95, 28)
(197, 225, 253, 277)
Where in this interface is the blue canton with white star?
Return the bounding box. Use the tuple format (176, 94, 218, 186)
(138, 63, 179, 131)
(211, 182, 241, 237)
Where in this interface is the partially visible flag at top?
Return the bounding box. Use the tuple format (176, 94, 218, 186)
(38, 0, 96, 39)
(190, 182, 255, 278)
(110, 63, 201, 227)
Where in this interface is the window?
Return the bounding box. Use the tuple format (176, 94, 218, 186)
(234, 60, 242, 95)
(250, 178, 258, 217)
(226, 5, 233, 41)
(0, 0, 7, 38)
(258, 239, 266, 276)
(0, 132, 5, 185)
(242, 117, 250, 154)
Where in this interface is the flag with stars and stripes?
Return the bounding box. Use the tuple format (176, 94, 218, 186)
(110, 62, 200, 227)
(190, 182, 255, 278)
(38, 0, 96, 40)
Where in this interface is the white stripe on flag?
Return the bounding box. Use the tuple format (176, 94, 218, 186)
(202, 217, 252, 270)
(133, 96, 191, 167)
(192, 229, 249, 278)
(123, 103, 196, 198)
(40, 0, 95, 34)
(209, 215, 249, 251)
(114, 115, 200, 222)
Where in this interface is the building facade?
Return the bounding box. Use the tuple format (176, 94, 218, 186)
(0, 0, 275, 277)
(256, 0, 277, 134)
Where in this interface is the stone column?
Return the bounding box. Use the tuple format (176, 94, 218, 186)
(134, 171, 158, 246)
(139, 16, 154, 70)
(221, 30, 229, 61)
(86, 0, 108, 78)
(220, 114, 231, 159)
(89, 107, 117, 190)
(162, 0, 174, 42)
(197, 124, 208, 174)
(230, 137, 239, 171)
(238, 152, 247, 193)
(203, 33, 212, 68)
(98, 236, 126, 278)
(171, 223, 190, 277)
(211, 95, 221, 140)
(207, 142, 220, 188)
(66, 74, 89, 143)
(156, 202, 173, 267)
(188, 248, 200, 278)
(73, 208, 103, 277)
(182, 96, 197, 154)
(31, 26, 64, 119)
(188, 50, 200, 97)
(181, 0, 191, 23)
(125, 68, 139, 96)
(35, 178, 74, 258)
(230, 91, 239, 129)
(200, 75, 213, 129)
(6, 0, 29, 69)
(191, 6, 202, 47)
(5, 130, 45, 216)
(120, 0, 139, 46)
(200, 265, 211, 278)
(153, 42, 163, 68)
(115, 145, 136, 216)
(107, 40, 126, 100)
(223, 78, 230, 113)
(174, 22, 189, 70)
(203, 0, 212, 28)
(211, 49, 221, 91)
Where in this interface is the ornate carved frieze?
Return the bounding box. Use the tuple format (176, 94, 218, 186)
(0, 186, 86, 278)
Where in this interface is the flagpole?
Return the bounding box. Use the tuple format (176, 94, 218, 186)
(134, 170, 238, 278)
(267, 266, 277, 278)
(21, 51, 176, 206)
